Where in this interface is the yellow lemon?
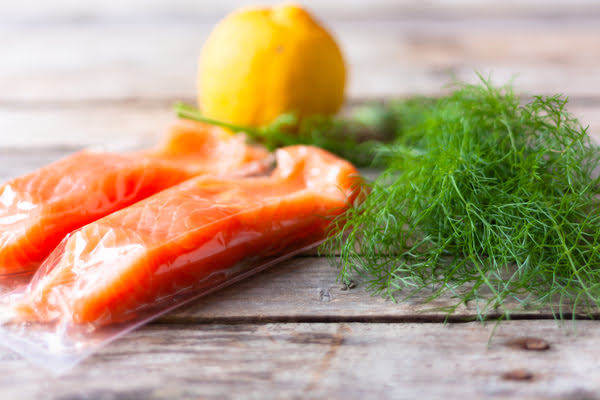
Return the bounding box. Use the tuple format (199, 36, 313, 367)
(198, 3, 346, 127)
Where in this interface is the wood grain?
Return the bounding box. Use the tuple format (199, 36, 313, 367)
(156, 256, 599, 324)
(1, 321, 599, 399)
(0, 103, 174, 150)
(1, 19, 599, 103)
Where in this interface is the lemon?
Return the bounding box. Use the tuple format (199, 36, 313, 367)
(198, 3, 346, 127)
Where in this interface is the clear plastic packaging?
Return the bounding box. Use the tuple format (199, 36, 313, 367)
(0, 120, 270, 276)
(0, 242, 321, 372)
(0, 146, 360, 372)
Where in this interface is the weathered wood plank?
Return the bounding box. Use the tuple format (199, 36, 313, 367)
(0, 321, 599, 399)
(1, 20, 599, 102)
(1, 101, 599, 149)
(0, 103, 174, 151)
(156, 256, 599, 323)
(0, 148, 77, 180)
(3, 0, 600, 24)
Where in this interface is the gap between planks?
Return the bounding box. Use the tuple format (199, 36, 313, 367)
(153, 313, 600, 326)
(3, 320, 600, 400)
(153, 257, 600, 325)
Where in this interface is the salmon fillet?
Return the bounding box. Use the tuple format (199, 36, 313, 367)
(11, 146, 360, 326)
(0, 120, 270, 274)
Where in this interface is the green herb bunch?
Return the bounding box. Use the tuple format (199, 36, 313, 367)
(324, 78, 600, 319)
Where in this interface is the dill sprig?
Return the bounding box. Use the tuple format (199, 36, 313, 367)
(323, 77, 600, 319)
(174, 102, 410, 167)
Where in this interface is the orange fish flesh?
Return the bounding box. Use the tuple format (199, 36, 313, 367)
(11, 146, 360, 326)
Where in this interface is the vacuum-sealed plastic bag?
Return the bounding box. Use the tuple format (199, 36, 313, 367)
(0, 145, 360, 372)
(0, 120, 270, 276)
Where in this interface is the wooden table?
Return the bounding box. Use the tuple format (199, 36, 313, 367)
(2, 1, 600, 398)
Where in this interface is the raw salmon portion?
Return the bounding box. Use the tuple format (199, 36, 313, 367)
(0, 120, 270, 274)
(11, 146, 360, 326)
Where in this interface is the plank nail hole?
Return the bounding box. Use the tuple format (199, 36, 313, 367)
(319, 288, 332, 302)
(502, 369, 535, 381)
(506, 337, 550, 351)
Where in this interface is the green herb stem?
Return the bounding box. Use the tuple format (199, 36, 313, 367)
(174, 101, 414, 167)
(174, 102, 262, 136)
